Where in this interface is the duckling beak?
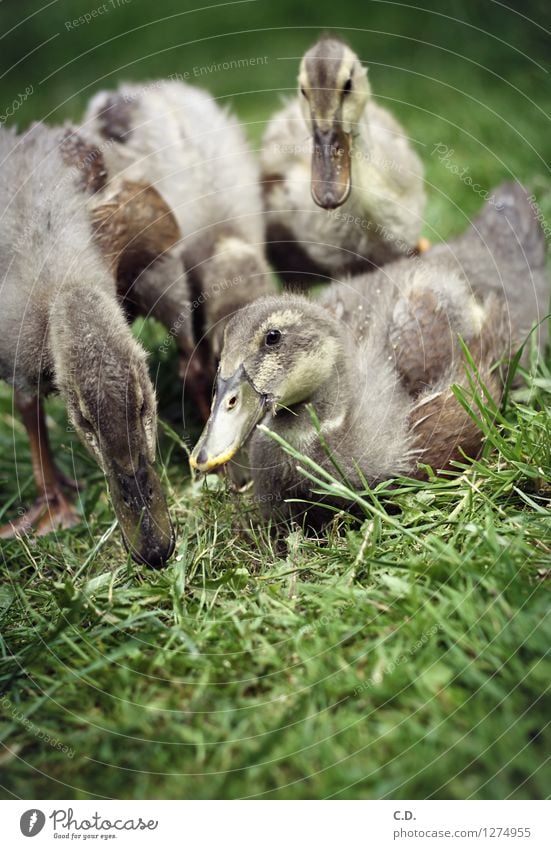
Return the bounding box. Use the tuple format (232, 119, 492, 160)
(311, 123, 351, 209)
(190, 366, 266, 474)
(107, 456, 175, 568)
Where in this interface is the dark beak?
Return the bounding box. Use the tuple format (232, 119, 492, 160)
(108, 456, 175, 568)
(311, 123, 351, 209)
(190, 366, 266, 473)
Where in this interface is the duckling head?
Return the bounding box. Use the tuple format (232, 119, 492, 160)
(53, 290, 175, 568)
(298, 37, 370, 209)
(190, 296, 344, 473)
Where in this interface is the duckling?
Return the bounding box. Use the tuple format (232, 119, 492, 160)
(82, 80, 277, 416)
(261, 35, 426, 284)
(191, 183, 548, 527)
(0, 123, 177, 566)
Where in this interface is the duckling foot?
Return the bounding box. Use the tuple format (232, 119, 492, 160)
(0, 490, 80, 540)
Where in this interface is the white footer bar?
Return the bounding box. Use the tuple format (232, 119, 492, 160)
(2, 800, 548, 848)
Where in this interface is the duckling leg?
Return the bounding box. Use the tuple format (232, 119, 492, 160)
(0, 393, 80, 539)
(125, 258, 214, 420)
(178, 349, 214, 422)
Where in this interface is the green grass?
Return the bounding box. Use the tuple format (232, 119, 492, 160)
(1, 0, 550, 800)
(1, 364, 550, 799)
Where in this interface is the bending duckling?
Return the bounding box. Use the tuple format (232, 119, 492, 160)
(0, 123, 176, 565)
(82, 80, 276, 416)
(191, 184, 547, 527)
(261, 35, 426, 283)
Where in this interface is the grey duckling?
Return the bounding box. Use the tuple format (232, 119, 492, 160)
(191, 183, 548, 528)
(82, 79, 277, 417)
(0, 122, 178, 565)
(261, 35, 426, 284)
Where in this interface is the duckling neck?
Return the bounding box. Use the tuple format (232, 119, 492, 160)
(47, 277, 132, 398)
(274, 352, 357, 437)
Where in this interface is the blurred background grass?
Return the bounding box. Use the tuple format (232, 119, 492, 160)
(1, 0, 550, 237)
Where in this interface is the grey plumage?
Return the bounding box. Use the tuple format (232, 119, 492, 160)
(261, 36, 426, 283)
(191, 184, 548, 528)
(82, 80, 276, 409)
(0, 122, 174, 565)
(0, 125, 110, 395)
(426, 181, 548, 347)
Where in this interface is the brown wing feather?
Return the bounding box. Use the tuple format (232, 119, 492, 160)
(90, 181, 181, 284)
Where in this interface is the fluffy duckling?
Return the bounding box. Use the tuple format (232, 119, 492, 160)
(82, 80, 276, 416)
(0, 123, 176, 566)
(191, 184, 548, 527)
(261, 36, 426, 283)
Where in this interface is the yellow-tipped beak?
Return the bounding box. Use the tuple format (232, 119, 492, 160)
(190, 367, 266, 474)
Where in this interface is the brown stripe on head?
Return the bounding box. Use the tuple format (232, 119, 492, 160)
(303, 37, 346, 111)
(94, 93, 135, 143)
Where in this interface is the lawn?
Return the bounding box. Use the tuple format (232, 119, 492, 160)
(0, 0, 550, 799)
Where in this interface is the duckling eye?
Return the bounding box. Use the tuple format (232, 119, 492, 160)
(300, 86, 307, 99)
(343, 78, 352, 96)
(265, 329, 282, 347)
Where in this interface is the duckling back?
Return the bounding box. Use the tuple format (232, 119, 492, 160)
(317, 183, 548, 482)
(82, 79, 275, 363)
(0, 124, 114, 394)
(427, 182, 548, 350)
(322, 183, 548, 365)
(83, 80, 265, 250)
